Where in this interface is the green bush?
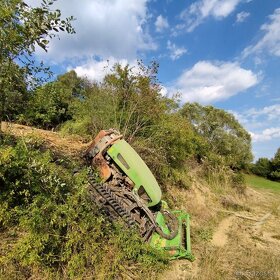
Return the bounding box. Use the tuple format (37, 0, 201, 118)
(24, 83, 72, 129)
(0, 138, 168, 279)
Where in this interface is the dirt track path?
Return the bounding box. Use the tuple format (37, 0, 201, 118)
(211, 216, 235, 247)
(160, 188, 280, 280)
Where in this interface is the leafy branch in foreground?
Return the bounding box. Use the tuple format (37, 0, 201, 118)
(0, 0, 75, 128)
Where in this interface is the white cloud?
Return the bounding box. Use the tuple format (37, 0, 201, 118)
(171, 61, 258, 103)
(229, 104, 280, 159)
(236, 11, 250, 23)
(250, 128, 280, 142)
(159, 85, 168, 97)
(246, 104, 280, 121)
(230, 104, 280, 143)
(26, 0, 156, 62)
(243, 8, 280, 57)
(180, 0, 243, 32)
(167, 40, 187, 60)
(70, 57, 138, 82)
(155, 15, 169, 32)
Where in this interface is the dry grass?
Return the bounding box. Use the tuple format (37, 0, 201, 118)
(1, 121, 89, 157)
(161, 165, 280, 280)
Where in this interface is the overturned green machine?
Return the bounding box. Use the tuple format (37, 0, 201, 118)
(85, 129, 194, 260)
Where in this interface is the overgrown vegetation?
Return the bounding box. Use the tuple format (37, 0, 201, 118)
(10, 63, 252, 186)
(180, 103, 253, 169)
(0, 1, 261, 279)
(0, 0, 75, 128)
(0, 61, 255, 278)
(0, 137, 168, 279)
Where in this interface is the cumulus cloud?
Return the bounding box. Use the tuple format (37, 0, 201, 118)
(155, 15, 169, 32)
(229, 104, 280, 159)
(230, 104, 280, 143)
(246, 104, 280, 121)
(236, 11, 250, 23)
(180, 0, 243, 32)
(242, 8, 280, 57)
(26, 0, 156, 62)
(167, 40, 187, 60)
(230, 104, 280, 128)
(171, 61, 258, 103)
(159, 85, 168, 97)
(70, 57, 138, 82)
(250, 128, 280, 142)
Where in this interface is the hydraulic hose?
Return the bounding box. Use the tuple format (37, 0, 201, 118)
(154, 210, 179, 240)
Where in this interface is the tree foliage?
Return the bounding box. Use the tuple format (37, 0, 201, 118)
(269, 148, 280, 181)
(180, 102, 253, 169)
(102, 62, 166, 141)
(251, 157, 271, 178)
(251, 148, 280, 182)
(24, 71, 85, 129)
(0, 61, 28, 121)
(0, 0, 75, 124)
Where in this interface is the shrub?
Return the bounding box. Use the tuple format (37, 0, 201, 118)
(0, 138, 168, 279)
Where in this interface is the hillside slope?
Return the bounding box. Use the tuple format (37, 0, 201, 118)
(1, 121, 88, 157)
(1, 122, 279, 280)
(161, 187, 280, 280)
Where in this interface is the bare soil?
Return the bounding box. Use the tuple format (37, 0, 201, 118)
(161, 187, 280, 280)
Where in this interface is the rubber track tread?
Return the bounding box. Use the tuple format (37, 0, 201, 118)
(90, 182, 135, 227)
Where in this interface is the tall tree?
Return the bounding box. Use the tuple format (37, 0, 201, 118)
(180, 102, 253, 169)
(270, 147, 280, 181)
(252, 157, 271, 178)
(103, 61, 166, 141)
(24, 71, 86, 129)
(0, 0, 75, 131)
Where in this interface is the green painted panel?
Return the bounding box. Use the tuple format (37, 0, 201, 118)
(150, 210, 194, 261)
(107, 139, 162, 207)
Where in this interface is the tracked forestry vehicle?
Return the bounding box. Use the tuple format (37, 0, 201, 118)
(85, 129, 194, 260)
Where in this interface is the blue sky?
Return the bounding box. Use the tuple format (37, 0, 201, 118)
(27, 0, 280, 160)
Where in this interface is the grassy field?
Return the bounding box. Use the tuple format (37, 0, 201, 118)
(245, 174, 280, 193)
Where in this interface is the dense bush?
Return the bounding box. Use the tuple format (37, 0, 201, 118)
(23, 83, 72, 129)
(270, 148, 280, 182)
(0, 138, 168, 279)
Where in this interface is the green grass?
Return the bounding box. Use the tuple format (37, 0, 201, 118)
(245, 174, 280, 193)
